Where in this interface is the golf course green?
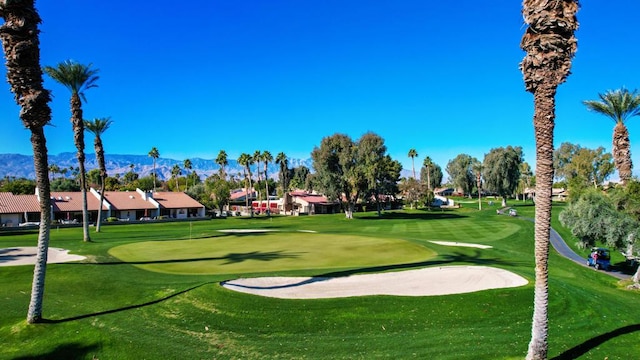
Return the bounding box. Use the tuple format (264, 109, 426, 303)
(108, 232, 436, 275)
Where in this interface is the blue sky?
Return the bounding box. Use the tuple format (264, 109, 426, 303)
(1, 1, 639, 180)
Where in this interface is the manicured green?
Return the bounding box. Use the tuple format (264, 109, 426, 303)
(0, 208, 638, 359)
(109, 233, 435, 275)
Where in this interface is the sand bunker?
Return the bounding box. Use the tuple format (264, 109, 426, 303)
(428, 241, 493, 249)
(0, 247, 86, 267)
(222, 266, 527, 299)
(218, 229, 278, 234)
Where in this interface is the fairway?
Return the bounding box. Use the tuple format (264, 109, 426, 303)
(108, 231, 436, 275)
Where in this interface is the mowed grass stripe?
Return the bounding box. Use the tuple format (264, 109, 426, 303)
(109, 233, 436, 275)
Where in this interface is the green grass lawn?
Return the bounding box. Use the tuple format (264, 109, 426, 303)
(1, 207, 638, 359)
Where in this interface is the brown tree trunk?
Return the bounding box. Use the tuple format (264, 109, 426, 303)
(70, 93, 91, 241)
(95, 136, 106, 232)
(1, 0, 54, 324)
(526, 85, 556, 360)
(613, 121, 633, 185)
(27, 127, 52, 323)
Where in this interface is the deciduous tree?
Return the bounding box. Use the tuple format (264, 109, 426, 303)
(482, 146, 523, 207)
(446, 154, 475, 197)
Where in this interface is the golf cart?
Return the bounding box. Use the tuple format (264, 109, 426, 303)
(587, 247, 611, 271)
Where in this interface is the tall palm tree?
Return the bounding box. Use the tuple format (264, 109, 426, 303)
(171, 164, 181, 192)
(408, 149, 418, 179)
(85, 117, 112, 232)
(276, 152, 288, 193)
(472, 160, 483, 210)
(520, 1, 579, 359)
(1, 0, 53, 323)
(44, 60, 98, 242)
(148, 147, 160, 192)
(253, 150, 262, 200)
(583, 88, 640, 185)
(238, 153, 253, 217)
(423, 156, 433, 191)
(183, 158, 192, 191)
(215, 150, 228, 179)
(262, 150, 273, 214)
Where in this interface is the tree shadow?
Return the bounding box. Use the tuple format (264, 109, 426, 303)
(358, 211, 468, 221)
(12, 342, 100, 360)
(551, 324, 640, 359)
(41, 282, 214, 324)
(65, 250, 302, 266)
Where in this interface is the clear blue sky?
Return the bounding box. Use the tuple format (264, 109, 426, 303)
(1, 1, 639, 180)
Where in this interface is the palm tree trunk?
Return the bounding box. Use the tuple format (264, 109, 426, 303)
(94, 137, 106, 232)
(613, 122, 633, 185)
(27, 127, 52, 323)
(526, 85, 556, 360)
(70, 93, 90, 241)
(1, 0, 54, 323)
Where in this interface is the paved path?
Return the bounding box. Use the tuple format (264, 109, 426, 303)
(525, 217, 630, 280)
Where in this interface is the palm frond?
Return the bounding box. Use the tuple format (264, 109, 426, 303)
(583, 88, 640, 124)
(43, 60, 99, 101)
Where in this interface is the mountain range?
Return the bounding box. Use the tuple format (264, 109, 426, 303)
(0, 153, 315, 181)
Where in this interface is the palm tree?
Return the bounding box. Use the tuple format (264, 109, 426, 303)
(84, 117, 112, 232)
(423, 156, 433, 191)
(148, 147, 160, 192)
(171, 164, 181, 192)
(262, 151, 273, 215)
(48, 164, 60, 180)
(520, 1, 579, 359)
(583, 88, 640, 185)
(44, 60, 98, 242)
(253, 150, 262, 200)
(183, 158, 192, 191)
(276, 152, 288, 191)
(1, 0, 53, 323)
(238, 153, 253, 217)
(215, 150, 228, 179)
(472, 160, 483, 210)
(408, 149, 418, 179)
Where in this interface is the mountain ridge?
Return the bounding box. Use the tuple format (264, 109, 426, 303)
(0, 153, 314, 180)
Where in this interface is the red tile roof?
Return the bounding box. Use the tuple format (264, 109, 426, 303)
(0, 192, 41, 214)
(297, 194, 332, 204)
(102, 191, 157, 210)
(152, 192, 204, 209)
(51, 191, 107, 212)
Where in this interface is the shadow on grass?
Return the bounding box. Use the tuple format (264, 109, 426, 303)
(551, 324, 640, 360)
(13, 342, 100, 359)
(357, 211, 468, 221)
(222, 250, 518, 291)
(42, 282, 215, 324)
(67, 250, 302, 266)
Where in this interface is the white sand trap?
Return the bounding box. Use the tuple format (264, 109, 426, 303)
(218, 229, 278, 234)
(222, 266, 527, 299)
(0, 247, 86, 267)
(429, 241, 493, 249)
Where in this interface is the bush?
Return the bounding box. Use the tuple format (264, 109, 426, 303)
(106, 217, 118, 222)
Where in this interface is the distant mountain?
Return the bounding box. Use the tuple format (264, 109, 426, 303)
(0, 153, 315, 180)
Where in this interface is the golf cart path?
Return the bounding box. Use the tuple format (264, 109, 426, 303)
(526, 218, 630, 280)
